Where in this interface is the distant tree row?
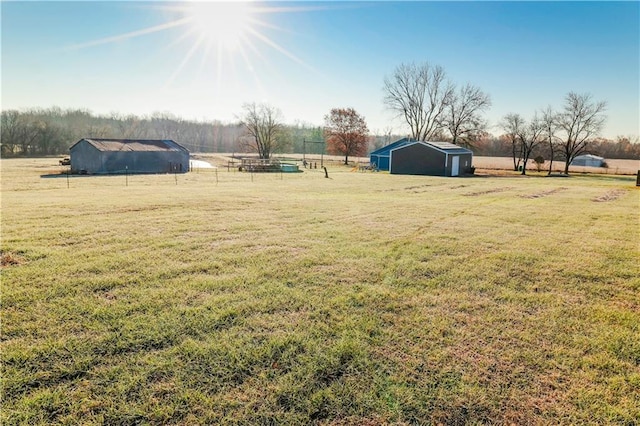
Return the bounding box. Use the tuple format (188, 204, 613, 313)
(1, 107, 324, 158)
(465, 134, 637, 159)
(1, 96, 636, 165)
(499, 92, 609, 175)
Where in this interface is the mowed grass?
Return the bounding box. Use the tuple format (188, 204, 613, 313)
(2, 158, 639, 425)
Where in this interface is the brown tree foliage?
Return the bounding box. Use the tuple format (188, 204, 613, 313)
(323, 108, 369, 165)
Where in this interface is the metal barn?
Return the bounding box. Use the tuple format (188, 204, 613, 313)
(388, 141, 473, 177)
(369, 138, 414, 171)
(570, 154, 605, 167)
(69, 139, 190, 174)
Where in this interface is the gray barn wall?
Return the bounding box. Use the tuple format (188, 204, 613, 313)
(70, 142, 102, 174)
(445, 153, 473, 176)
(70, 140, 189, 174)
(100, 151, 189, 174)
(390, 144, 445, 175)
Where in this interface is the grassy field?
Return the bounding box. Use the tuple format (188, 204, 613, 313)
(2, 158, 639, 425)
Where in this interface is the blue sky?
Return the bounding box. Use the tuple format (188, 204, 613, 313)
(2, 1, 638, 138)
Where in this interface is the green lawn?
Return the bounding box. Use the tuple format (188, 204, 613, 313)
(2, 158, 639, 425)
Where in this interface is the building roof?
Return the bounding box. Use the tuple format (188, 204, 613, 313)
(71, 138, 188, 153)
(370, 138, 415, 156)
(573, 154, 604, 160)
(422, 141, 472, 154)
(373, 138, 472, 156)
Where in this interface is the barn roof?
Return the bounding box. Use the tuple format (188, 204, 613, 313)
(573, 154, 604, 160)
(370, 138, 415, 156)
(421, 141, 472, 154)
(71, 138, 188, 153)
(372, 138, 472, 156)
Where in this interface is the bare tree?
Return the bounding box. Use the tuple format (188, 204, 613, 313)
(238, 102, 285, 159)
(150, 111, 185, 140)
(383, 62, 454, 141)
(1, 110, 22, 156)
(324, 108, 369, 165)
(18, 118, 41, 156)
(444, 83, 491, 148)
(500, 113, 526, 171)
(109, 113, 150, 139)
(556, 92, 607, 174)
(517, 113, 545, 175)
(540, 106, 560, 176)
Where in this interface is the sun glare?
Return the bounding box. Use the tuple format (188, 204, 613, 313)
(185, 2, 251, 51)
(63, 1, 322, 89)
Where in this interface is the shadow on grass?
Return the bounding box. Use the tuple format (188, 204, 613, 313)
(40, 173, 108, 179)
(40, 172, 172, 178)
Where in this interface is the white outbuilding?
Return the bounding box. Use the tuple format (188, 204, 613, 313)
(570, 154, 606, 167)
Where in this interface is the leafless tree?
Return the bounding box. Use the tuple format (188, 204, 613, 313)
(500, 113, 526, 171)
(238, 102, 285, 159)
(18, 118, 41, 156)
(517, 113, 545, 175)
(444, 83, 491, 148)
(111, 113, 149, 139)
(556, 92, 607, 174)
(1, 110, 22, 156)
(150, 111, 185, 140)
(540, 106, 560, 175)
(383, 62, 454, 141)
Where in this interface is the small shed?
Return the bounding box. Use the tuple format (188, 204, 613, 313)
(372, 139, 473, 176)
(390, 141, 473, 176)
(570, 154, 605, 167)
(69, 138, 189, 174)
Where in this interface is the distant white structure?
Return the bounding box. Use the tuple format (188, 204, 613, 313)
(190, 159, 215, 169)
(571, 154, 606, 167)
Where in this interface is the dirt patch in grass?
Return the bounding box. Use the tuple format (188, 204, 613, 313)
(404, 184, 432, 191)
(1, 250, 26, 267)
(592, 189, 626, 202)
(520, 187, 568, 199)
(376, 183, 446, 193)
(463, 187, 514, 196)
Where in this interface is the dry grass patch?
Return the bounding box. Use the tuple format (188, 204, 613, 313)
(520, 187, 568, 199)
(2, 158, 639, 425)
(463, 186, 514, 196)
(1, 250, 26, 267)
(592, 189, 628, 202)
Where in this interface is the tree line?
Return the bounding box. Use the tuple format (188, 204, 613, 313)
(2, 61, 638, 167)
(3, 104, 634, 162)
(0, 107, 327, 158)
